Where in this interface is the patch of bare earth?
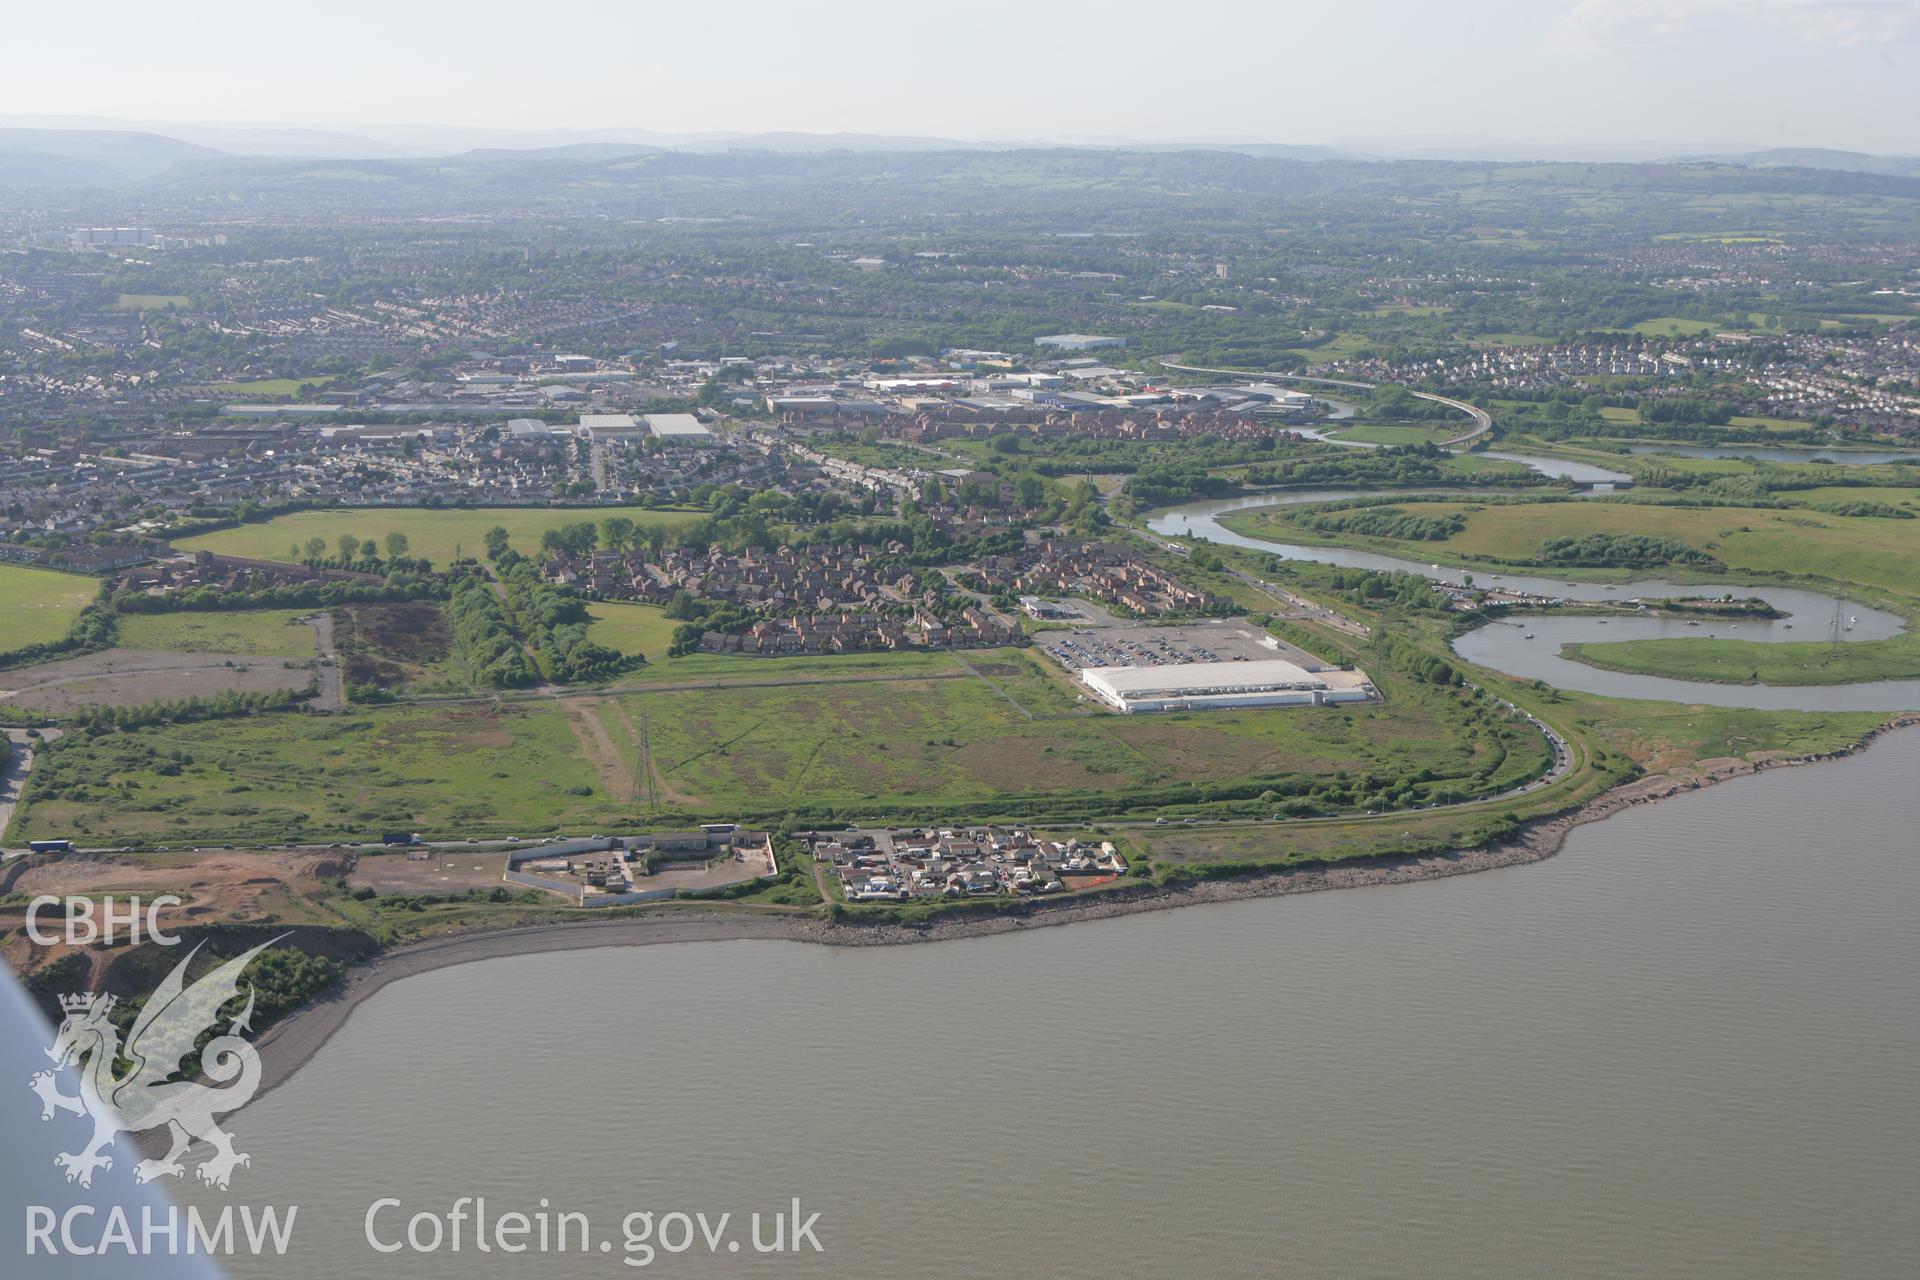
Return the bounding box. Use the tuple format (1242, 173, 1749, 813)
(0, 648, 311, 712)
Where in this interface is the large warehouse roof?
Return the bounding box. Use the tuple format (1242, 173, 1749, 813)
(1086, 658, 1325, 697)
(1080, 659, 1374, 713)
(642, 412, 712, 438)
(577, 412, 643, 437)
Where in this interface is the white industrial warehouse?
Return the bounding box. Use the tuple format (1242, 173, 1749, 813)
(1079, 658, 1376, 713)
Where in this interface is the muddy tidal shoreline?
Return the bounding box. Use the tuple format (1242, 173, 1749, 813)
(252, 715, 1920, 1100)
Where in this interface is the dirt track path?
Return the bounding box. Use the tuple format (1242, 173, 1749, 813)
(309, 612, 344, 710)
(0, 729, 38, 846)
(560, 698, 634, 806)
(599, 697, 697, 806)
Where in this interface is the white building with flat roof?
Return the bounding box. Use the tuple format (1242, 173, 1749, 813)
(642, 412, 715, 442)
(1080, 659, 1374, 713)
(1036, 333, 1127, 351)
(575, 413, 645, 440)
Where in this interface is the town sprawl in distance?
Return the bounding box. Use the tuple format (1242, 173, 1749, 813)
(2, 137, 1917, 1045)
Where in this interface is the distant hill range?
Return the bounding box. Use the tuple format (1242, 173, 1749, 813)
(1674, 147, 1920, 180)
(1, 123, 1916, 189)
(0, 127, 223, 186)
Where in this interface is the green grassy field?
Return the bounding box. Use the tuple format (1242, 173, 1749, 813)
(1564, 623, 1920, 687)
(116, 609, 319, 658)
(1788, 486, 1920, 511)
(0, 566, 98, 651)
(1559, 691, 1887, 766)
(1589, 408, 1822, 436)
(113, 293, 190, 310)
(1330, 424, 1460, 447)
(612, 646, 965, 685)
(1621, 318, 1718, 337)
(10, 649, 1547, 843)
(1221, 489, 1920, 686)
(1224, 497, 1920, 599)
(179, 506, 705, 568)
(586, 602, 679, 662)
(206, 377, 332, 398)
(12, 702, 610, 845)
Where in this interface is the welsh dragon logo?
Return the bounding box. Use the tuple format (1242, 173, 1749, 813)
(28, 936, 285, 1190)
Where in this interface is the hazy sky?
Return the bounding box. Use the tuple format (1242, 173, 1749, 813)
(7, 0, 1919, 152)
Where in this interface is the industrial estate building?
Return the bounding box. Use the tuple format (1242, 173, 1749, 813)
(575, 412, 646, 440)
(640, 412, 715, 442)
(1035, 333, 1127, 351)
(1079, 658, 1375, 713)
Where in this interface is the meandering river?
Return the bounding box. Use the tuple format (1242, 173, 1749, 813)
(1147, 492, 1920, 711)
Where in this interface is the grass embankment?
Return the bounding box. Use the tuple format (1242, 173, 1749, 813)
(178, 506, 704, 568)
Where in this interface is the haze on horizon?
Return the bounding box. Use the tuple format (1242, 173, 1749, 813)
(6, 0, 1919, 156)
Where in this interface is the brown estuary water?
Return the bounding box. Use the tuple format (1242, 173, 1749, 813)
(165, 728, 1920, 1279)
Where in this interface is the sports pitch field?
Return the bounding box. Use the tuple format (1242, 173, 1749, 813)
(0, 565, 97, 651)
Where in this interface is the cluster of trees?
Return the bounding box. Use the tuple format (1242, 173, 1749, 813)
(1321, 567, 1457, 615)
(535, 521, 606, 558)
(111, 571, 443, 615)
(1367, 384, 1459, 420)
(1371, 633, 1464, 686)
(292, 531, 425, 573)
(1630, 460, 1920, 498)
(662, 594, 758, 657)
(1288, 505, 1465, 542)
(1807, 498, 1913, 519)
(1243, 443, 1550, 491)
(447, 576, 536, 688)
(66, 687, 309, 735)
(226, 948, 343, 1032)
(1639, 398, 1739, 426)
(1121, 465, 1235, 508)
(499, 561, 635, 683)
(1536, 533, 1719, 567)
(130, 946, 345, 1077)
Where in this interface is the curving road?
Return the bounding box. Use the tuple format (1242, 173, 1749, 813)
(1157, 359, 1494, 447)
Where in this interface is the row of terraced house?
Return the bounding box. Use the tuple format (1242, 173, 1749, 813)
(697, 603, 1016, 655)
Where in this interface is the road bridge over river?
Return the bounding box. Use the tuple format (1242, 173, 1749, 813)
(1157, 359, 1494, 447)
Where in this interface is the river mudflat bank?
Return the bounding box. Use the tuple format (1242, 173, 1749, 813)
(252, 715, 1920, 1098)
